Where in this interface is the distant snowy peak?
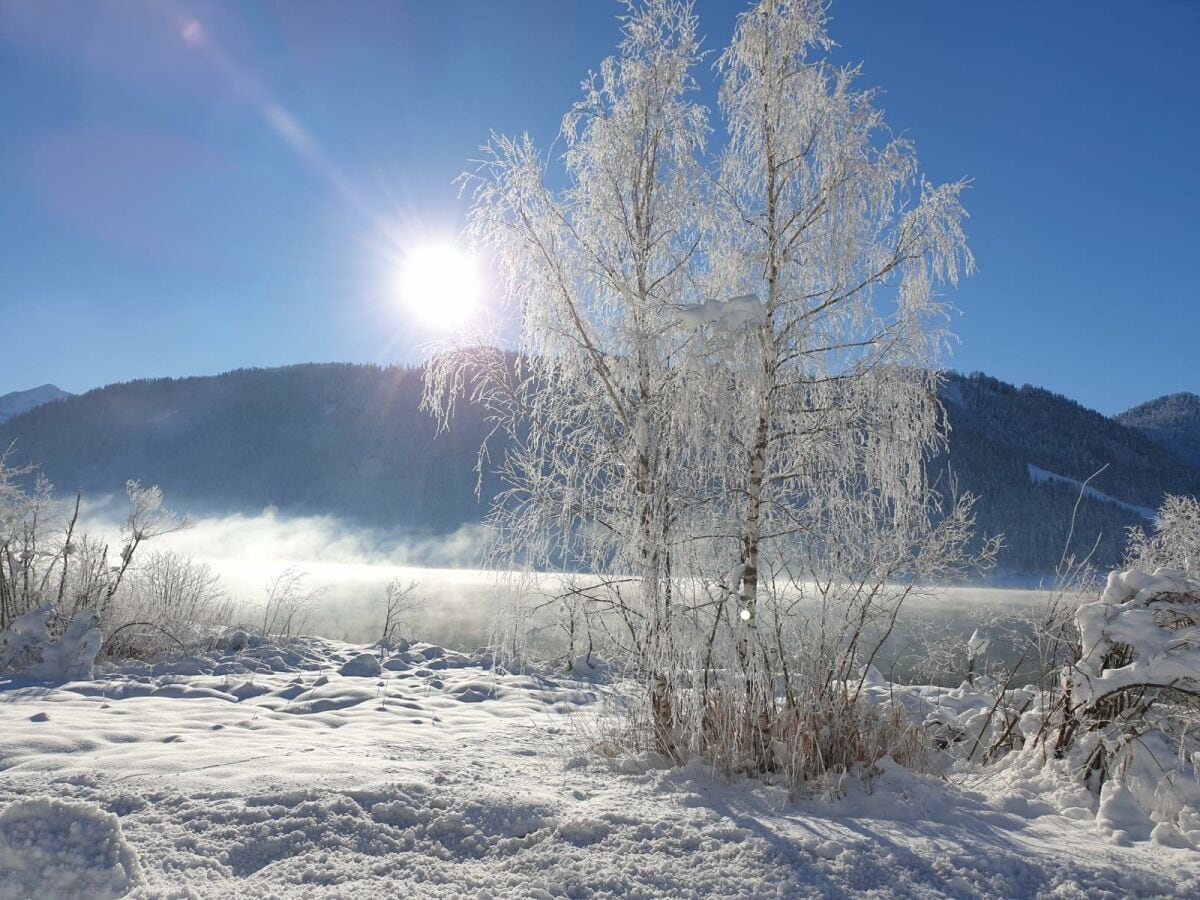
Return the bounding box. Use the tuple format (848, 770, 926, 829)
(1116, 392, 1200, 468)
(0, 384, 71, 423)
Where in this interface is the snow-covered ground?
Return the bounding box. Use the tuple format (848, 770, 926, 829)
(2, 637, 1196, 898)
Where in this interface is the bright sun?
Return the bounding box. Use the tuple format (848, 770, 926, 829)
(398, 242, 482, 329)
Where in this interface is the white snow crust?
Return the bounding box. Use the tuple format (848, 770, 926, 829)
(1, 636, 1197, 897)
(0, 796, 142, 899)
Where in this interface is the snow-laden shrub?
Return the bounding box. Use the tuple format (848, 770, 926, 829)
(1054, 567, 1200, 768)
(921, 679, 1041, 764)
(1, 452, 191, 659)
(983, 566, 1200, 842)
(1069, 568, 1200, 710)
(0, 604, 102, 681)
(0, 605, 52, 674)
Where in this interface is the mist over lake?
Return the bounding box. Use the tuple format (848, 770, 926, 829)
(83, 504, 1055, 682)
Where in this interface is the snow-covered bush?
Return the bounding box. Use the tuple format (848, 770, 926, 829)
(1054, 568, 1200, 772)
(900, 548, 1200, 842)
(1028, 498, 1200, 830)
(958, 565, 1200, 842)
(0, 604, 53, 674)
(103, 550, 234, 659)
(0, 604, 102, 681)
(0, 450, 193, 663)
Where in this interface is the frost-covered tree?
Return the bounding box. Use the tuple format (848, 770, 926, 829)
(426, 0, 989, 784)
(660, 0, 985, 773)
(99, 481, 191, 621)
(697, 0, 972, 615)
(380, 578, 422, 645)
(1126, 495, 1200, 576)
(424, 0, 707, 685)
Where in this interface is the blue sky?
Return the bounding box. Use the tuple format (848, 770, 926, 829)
(1, 0, 1196, 415)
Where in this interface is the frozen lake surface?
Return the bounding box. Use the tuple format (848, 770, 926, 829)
(124, 509, 1064, 684)
(203, 557, 1058, 684)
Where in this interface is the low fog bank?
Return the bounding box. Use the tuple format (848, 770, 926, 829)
(78, 499, 504, 647)
(77, 500, 1056, 676)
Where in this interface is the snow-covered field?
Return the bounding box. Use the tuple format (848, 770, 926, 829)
(2, 636, 1196, 898)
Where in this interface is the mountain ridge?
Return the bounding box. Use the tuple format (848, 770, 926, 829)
(0, 384, 71, 424)
(1116, 391, 1200, 468)
(0, 364, 1195, 576)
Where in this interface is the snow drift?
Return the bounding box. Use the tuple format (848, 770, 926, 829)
(0, 797, 142, 900)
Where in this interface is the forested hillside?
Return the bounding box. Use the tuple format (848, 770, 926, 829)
(1116, 392, 1200, 468)
(938, 373, 1200, 573)
(1, 364, 1195, 576)
(0, 364, 498, 532)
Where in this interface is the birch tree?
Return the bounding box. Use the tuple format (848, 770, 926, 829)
(424, 0, 707, 695)
(702, 0, 972, 620)
(669, 0, 982, 772)
(426, 0, 990, 783)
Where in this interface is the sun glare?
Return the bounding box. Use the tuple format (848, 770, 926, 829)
(398, 242, 482, 329)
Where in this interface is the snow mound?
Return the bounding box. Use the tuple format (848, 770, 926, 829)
(338, 652, 382, 677)
(0, 797, 142, 900)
